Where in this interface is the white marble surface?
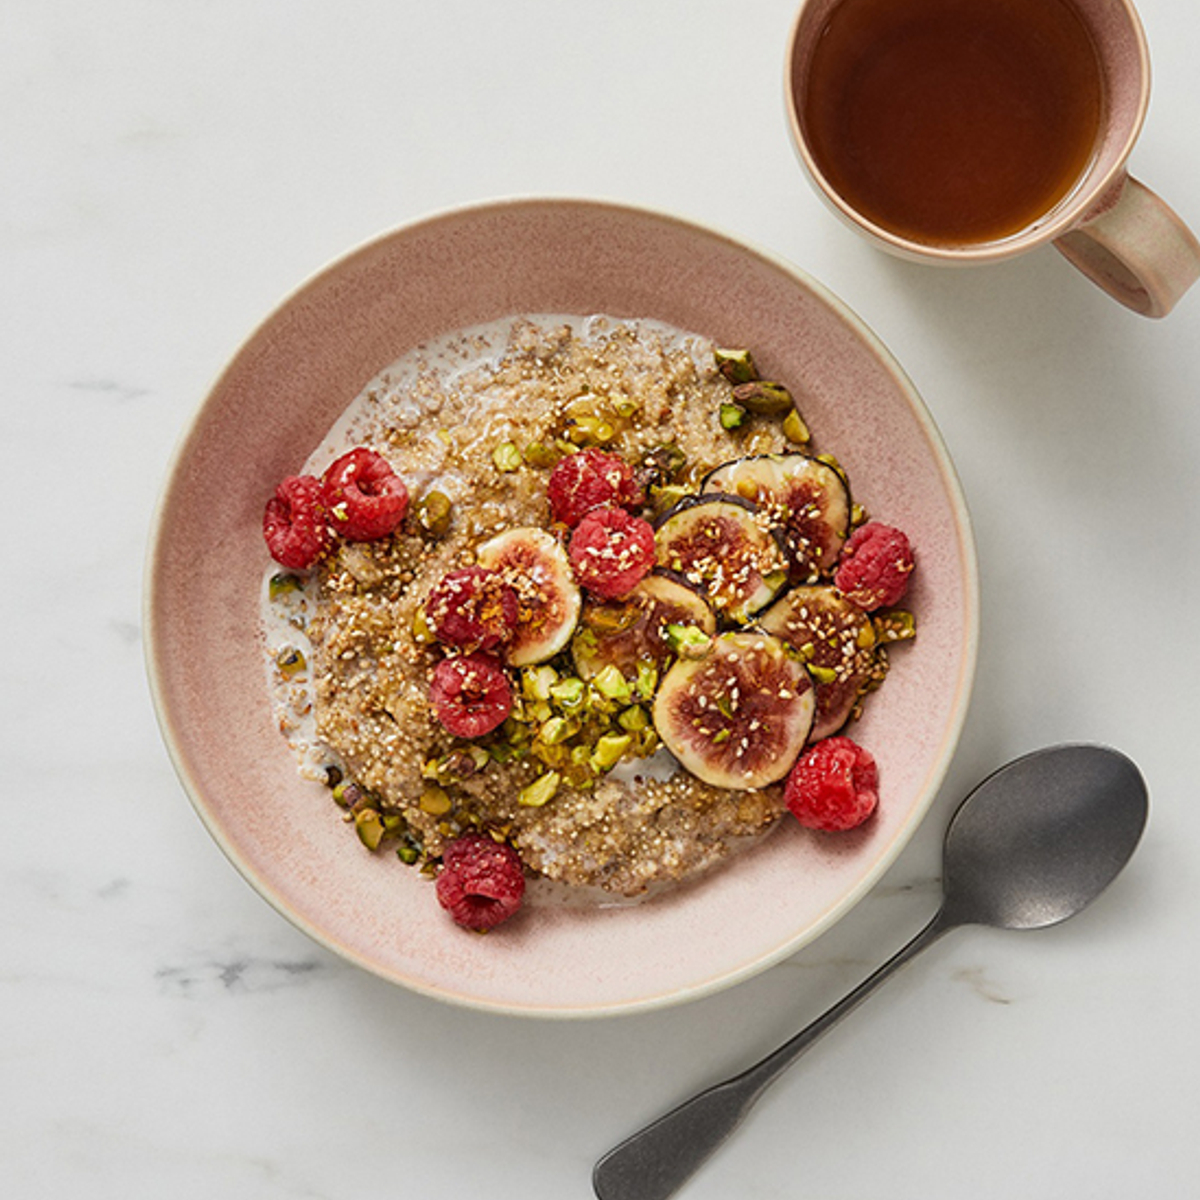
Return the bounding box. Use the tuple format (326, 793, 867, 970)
(4, 1, 1199, 1196)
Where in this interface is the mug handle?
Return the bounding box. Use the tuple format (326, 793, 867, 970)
(1053, 174, 1200, 318)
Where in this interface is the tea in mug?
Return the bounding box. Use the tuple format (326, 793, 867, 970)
(797, 0, 1105, 245)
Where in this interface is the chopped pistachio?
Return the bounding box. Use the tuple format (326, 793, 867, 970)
(396, 844, 421, 865)
(611, 394, 640, 417)
(731, 380, 794, 416)
(332, 780, 364, 810)
(354, 809, 386, 851)
(719, 402, 746, 430)
(713, 347, 759, 384)
(665, 624, 712, 659)
(617, 705, 649, 733)
(857, 622, 878, 649)
(649, 483, 692, 515)
(808, 664, 838, 685)
(549, 676, 587, 710)
(711, 728, 731, 745)
(873, 610, 917, 643)
(591, 664, 633, 704)
(522, 441, 559, 469)
(518, 771, 561, 808)
(492, 441, 522, 472)
(419, 785, 452, 815)
(782, 408, 811, 445)
(634, 661, 658, 701)
(411, 605, 436, 644)
(762, 569, 790, 593)
(275, 647, 307, 680)
(851, 502, 868, 527)
(522, 665, 558, 701)
(642, 442, 688, 482)
(268, 573, 303, 601)
(716, 694, 736, 719)
(591, 733, 633, 772)
(539, 716, 576, 746)
(414, 489, 453, 537)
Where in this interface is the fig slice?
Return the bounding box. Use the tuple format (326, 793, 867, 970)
(652, 630, 815, 789)
(654, 495, 789, 624)
(475, 527, 581, 666)
(571, 570, 717, 681)
(758, 585, 877, 740)
(702, 454, 851, 582)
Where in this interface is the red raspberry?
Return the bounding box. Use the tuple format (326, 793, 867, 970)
(320, 447, 409, 541)
(436, 832, 525, 931)
(785, 737, 879, 831)
(834, 522, 914, 611)
(428, 652, 513, 738)
(547, 448, 644, 528)
(569, 507, 656, 599)
(263, 475, 330, 569)
(424, 566, 520, 652)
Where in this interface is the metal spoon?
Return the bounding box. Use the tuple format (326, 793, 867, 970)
(593, 743, 1148, 1200)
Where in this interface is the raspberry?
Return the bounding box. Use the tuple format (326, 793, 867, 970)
(425, 567, 520, 652)
(320, 447, 409, 541)
(569, 507, 656, 599)
(547, 448, 644, 528)
(785, 737, 879, 831)
(428, 652, 513, 738)
(263, 475, 330, 569)
(834, 522, 914, 611)
(435, 833, 525, 931)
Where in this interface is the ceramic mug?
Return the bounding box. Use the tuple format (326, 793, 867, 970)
(785, 0, 1200, 317)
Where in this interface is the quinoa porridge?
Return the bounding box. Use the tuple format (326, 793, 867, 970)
(261, 314, 916, 925)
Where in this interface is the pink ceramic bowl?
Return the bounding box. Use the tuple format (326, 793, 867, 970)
(145, 197, 978, 1017)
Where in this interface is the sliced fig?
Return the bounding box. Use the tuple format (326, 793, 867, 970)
(757, 585, 877, 740)
(654, 495, 789, 624)
(702, 454, 851, 582)
(475, 527, 581, 666)
(571, 570, 717, 681)
(652, 631, 815, 789)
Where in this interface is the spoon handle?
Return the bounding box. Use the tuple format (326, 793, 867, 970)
(592, 908, 955, 1200)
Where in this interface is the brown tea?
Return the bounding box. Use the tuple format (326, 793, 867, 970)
(797, 0, 1105, 245)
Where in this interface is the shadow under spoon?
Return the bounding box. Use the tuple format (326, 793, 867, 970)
(593, 743, 1149, 1200)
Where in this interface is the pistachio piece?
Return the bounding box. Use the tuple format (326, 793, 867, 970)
(268, 573, 303, 601)
(591, 733, 633, 773)
(713, 347, 759, 384)
(354, 809, 386, 851)
(731, 380, 794, 416)
(782, 408, 811, 445)
(493, 442, 522, 472)
(419, 785, 452, 815)
(664, 623, 712, 660)
(522, 441, 559, 469)
(873, 610, 917, 643)
(522, 665, 558, 702)
(617, 705, 650, 733)
(414, 489, 453, 537)
(591, 664, 633, 705)
(719, 403, 746, 430)
(397, 843, 421, 865)
(549, 676, 587, 710)
(411, 605, 436, 644)
(275, 647, 307, 680)
(519, 771, 562, 808)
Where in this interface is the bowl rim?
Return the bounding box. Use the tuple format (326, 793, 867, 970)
(143, 194, 980, 1018)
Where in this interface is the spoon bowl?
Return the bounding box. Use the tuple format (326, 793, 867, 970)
(593, 743, 1148, 1200)
(941, 743, 1149, 930)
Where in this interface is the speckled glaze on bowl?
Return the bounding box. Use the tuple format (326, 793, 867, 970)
(145, 197, 978, 1018)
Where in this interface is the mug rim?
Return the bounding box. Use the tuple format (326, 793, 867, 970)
(783, 0, 1152, 264)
